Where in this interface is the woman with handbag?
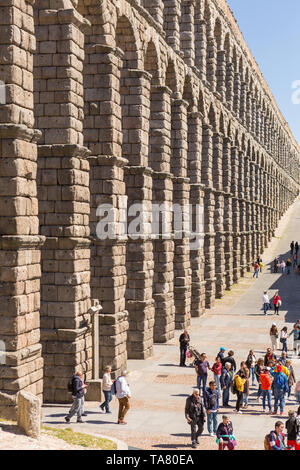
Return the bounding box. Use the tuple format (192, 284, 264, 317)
(273, 291, 281, 316)
(280, 327, 288, 354)
(216, 415, 237, 450)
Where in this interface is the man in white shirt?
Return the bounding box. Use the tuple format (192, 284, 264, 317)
(116, 370, 131, 424)
(262, 291, 269, 316)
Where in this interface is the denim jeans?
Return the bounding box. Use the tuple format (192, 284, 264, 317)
(263, 303, 269, 314)
(249, 367, 255, 385)
(214, 375, 221, 393)
(207, 411, 218, 434)
(180, 347, 187, 366)
(101, 390, 112, 412)
(197, 375, 207, 394)
(257, 383, 262, 398)
(274, 388, 285, 413)
(242, 392, 248, 406)
(262, 389, 272, 411)
(222, 385, 230, 406)
(253, 270, 259, 278)
(281, 339, 288, 353)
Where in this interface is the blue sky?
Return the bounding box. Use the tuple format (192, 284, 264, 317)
(227, 0, 300, 146)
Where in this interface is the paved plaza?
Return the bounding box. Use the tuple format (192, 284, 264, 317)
(42, 199, 300, 450)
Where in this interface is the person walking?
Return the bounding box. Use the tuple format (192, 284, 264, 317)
(203, 381, 219, 437)
(194, 353, 211, 395)
(272, 365, 288, 416)
(262, 291, 270, 316)
(179, 330, 190, 367)
(295, 241, 299, 257)
(273, 291, 281, 316)
(288, 324, 300, 357)
(293, 253, 298, 269)
(260, 367, 273, 413)
(233, 371, 246, 414)
(273, 258, 278, 273)
(245, 350, 256, 386)
(280, 327, 288, 354)
(286, 360, 296, 399)
(280, 260, 286, 274)
(65, 371, 87, 423)
(291, 241, 295, 255)
(285, 410, 298, 450)
(100, 365, 113, 413)
(286, 258, 292, 275)
(220, 362, 232, 408)
(270, 323, 279, 351)
(116, 370, 131, 424)
(212, 356, 222, 394)
(185, 389, 206, 448)
(253, 261, 259, 278)
(216, 415, 236, 450)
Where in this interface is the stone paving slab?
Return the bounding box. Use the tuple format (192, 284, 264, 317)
(42, 200, 300, 450)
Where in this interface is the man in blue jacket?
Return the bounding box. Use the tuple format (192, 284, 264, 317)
(65, 371, 87, 423)
(203, 381, 219, 436)
(220, 362, 232, 407)
(271, 365, 288, 416)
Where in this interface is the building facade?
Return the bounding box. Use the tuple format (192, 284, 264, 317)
(0, 0, 299, 407)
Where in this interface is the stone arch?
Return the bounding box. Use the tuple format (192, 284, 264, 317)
(165, 57, 178, 93)
(115, 15, 139, 69)
(144, 39, 161, 86)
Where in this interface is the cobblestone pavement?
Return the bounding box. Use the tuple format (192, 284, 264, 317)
(42, 199, 300, 450)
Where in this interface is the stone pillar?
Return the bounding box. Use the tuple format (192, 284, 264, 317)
(240, 82, 247, 125)
(216, 50, 226, 101)
(201, 125, 216, 307)
(171, 99, 191, 328)
(0, 0, 44, 404)
(231, 146, 240, 283)
(244, 156, 252, 270)
(143, 0, 164, 26)
(194, 19, 207, 82)
(150, 85, 175, 342)
(187, 112, 205, 316)
(226, 61, 234, 111)
(35, 6, 93, 402)
(163, 0, 181, 52)
(206, 36, 217, 92)
(238, 151, 246, 277)
(223, 137, 233, 290)
(213, 133, 225, 298)
(233, 72, 241, 116)
(180, 0, 195, 67)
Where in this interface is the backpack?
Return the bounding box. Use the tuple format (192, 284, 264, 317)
(264, 433, 272, 450)
(274, 373, 286, 390)
(67, 377, 74, 393)
(231, 378, 238, 395)
(111, 376, 120, 395)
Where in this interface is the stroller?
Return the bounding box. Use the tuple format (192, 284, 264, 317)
(186, 345, 202, 367)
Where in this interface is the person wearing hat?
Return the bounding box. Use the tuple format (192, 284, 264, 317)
(217, 347, 226, 364)
(260, 367, 273, 413)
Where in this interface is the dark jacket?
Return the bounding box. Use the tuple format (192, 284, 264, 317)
(264, 353, 276, 367)
(203, 387, 219, 411)
(222, 355, 236, 372)
(220, 367, 232, 388)
(216, 421, 234, 442)
(179, 333, 190, 349)
(285, 417, 298, 441)
(185, 395, 205, 422)
(71, 375, 85, 398)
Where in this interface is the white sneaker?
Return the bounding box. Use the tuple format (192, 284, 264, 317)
(237, 411, 242, 414)
(210, 433, 214, 437)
